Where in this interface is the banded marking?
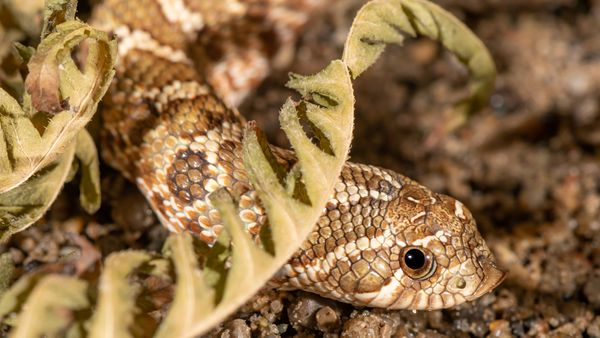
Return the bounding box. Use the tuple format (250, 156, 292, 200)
(114, 25, 191, 63)
(156, 0, 204, 36)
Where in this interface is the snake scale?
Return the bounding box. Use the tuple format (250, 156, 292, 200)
(91, 0, 505, 310)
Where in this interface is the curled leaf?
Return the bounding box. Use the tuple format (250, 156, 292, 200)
(0, 141, 76, 242)
(154, 234, 215, 338)
(0, 253, 14, 298)
(87, 251, 152, 338)
(26, 20, 115, 114)
(342, 0, 495, 115)
(0, 5, 116, 239)
(73, 130, 100, 213)
(184, 60, 354, 337)
(0, 272, 45, 326)
(40, 0, 78, 39)
(1, 19, 116, 193)
(9, 275, 88, 338)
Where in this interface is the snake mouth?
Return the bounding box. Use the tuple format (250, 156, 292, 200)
(470, 259, 507, 299)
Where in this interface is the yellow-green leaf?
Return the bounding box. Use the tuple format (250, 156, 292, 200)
(0, 3, 116, 239)
(40, 0, 78, 39)
(73, 130, 100, 213)
(212, 189, 274, 303)
(9, 275, 88, 338)
(1, 20, 116, 193)
(342, 0, 495, 116)
(154, 234, 216, 338)
(87, 251, 152, 338)
(0, 272, 45, 325)
(0, 253, 14, 298)
(0, 142, 76, 242)
(184, 59, 354, 337)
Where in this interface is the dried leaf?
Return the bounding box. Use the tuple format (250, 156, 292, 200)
(41, 0, 78, 39)
(342, 0, 495, 116)
(73, 130, 100, 213)
(0, 142, 76, 242)
(87, 251, 152, 338)
(9, 275, 88, 338)
(0, 253, 14, 298)
(0, 8, 116, 238)
(153, 234, 215, 338)
(0, 272, 45, 326)
(184, 60, 354, 337)
(1, 20, 116, 193)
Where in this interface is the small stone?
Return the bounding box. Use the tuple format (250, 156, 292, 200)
(587, 316, 600, 337)
(488, 319, 511, 338)
(341, 313, 393, 338)
(288, 296, 323, 329)
(9, 248, 24, 264)
(316, 306, 340, 333)
(220, 319, 250, 338)
(583, 270, 600, 307)
(60, 217, 85, 234)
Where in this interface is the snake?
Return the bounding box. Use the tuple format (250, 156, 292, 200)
(91, 0, 505, 310)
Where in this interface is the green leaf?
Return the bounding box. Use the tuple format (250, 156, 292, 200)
(73, 130, 101, 213)
(153, 234, 216, 338)
(87, 251, 152, 338)
(9, 275, 89, 338)
(342, 0, 495, 116)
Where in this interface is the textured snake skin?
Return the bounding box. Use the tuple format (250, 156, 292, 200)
(92, 0, 505, 310)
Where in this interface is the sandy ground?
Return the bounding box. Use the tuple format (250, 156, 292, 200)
(2, 0, 600, 337)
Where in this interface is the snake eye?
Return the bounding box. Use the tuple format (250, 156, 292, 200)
(400, 246, 436, 280)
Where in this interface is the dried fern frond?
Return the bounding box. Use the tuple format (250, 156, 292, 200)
(0, 0, 116, 240)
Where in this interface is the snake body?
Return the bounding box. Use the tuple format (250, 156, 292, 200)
(93, 0, 505, 310)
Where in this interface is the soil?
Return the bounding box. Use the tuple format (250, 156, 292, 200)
(2, 0, 600, 337)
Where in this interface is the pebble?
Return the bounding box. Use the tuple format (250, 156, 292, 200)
(583, 270, 600, 308)
(341, 313, 393, 338)
(220, 319, 250, 338)
(316, 306, 340, 333)
(488, 320, 511, 338)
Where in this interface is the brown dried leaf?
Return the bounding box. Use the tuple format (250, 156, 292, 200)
(24, 46, 61, 113)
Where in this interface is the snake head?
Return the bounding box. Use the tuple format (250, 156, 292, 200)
(276, 166, 504, 310)
(371, 182, 506, 310)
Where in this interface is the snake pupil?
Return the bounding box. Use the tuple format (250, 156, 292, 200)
(404, 249, 426, 270)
